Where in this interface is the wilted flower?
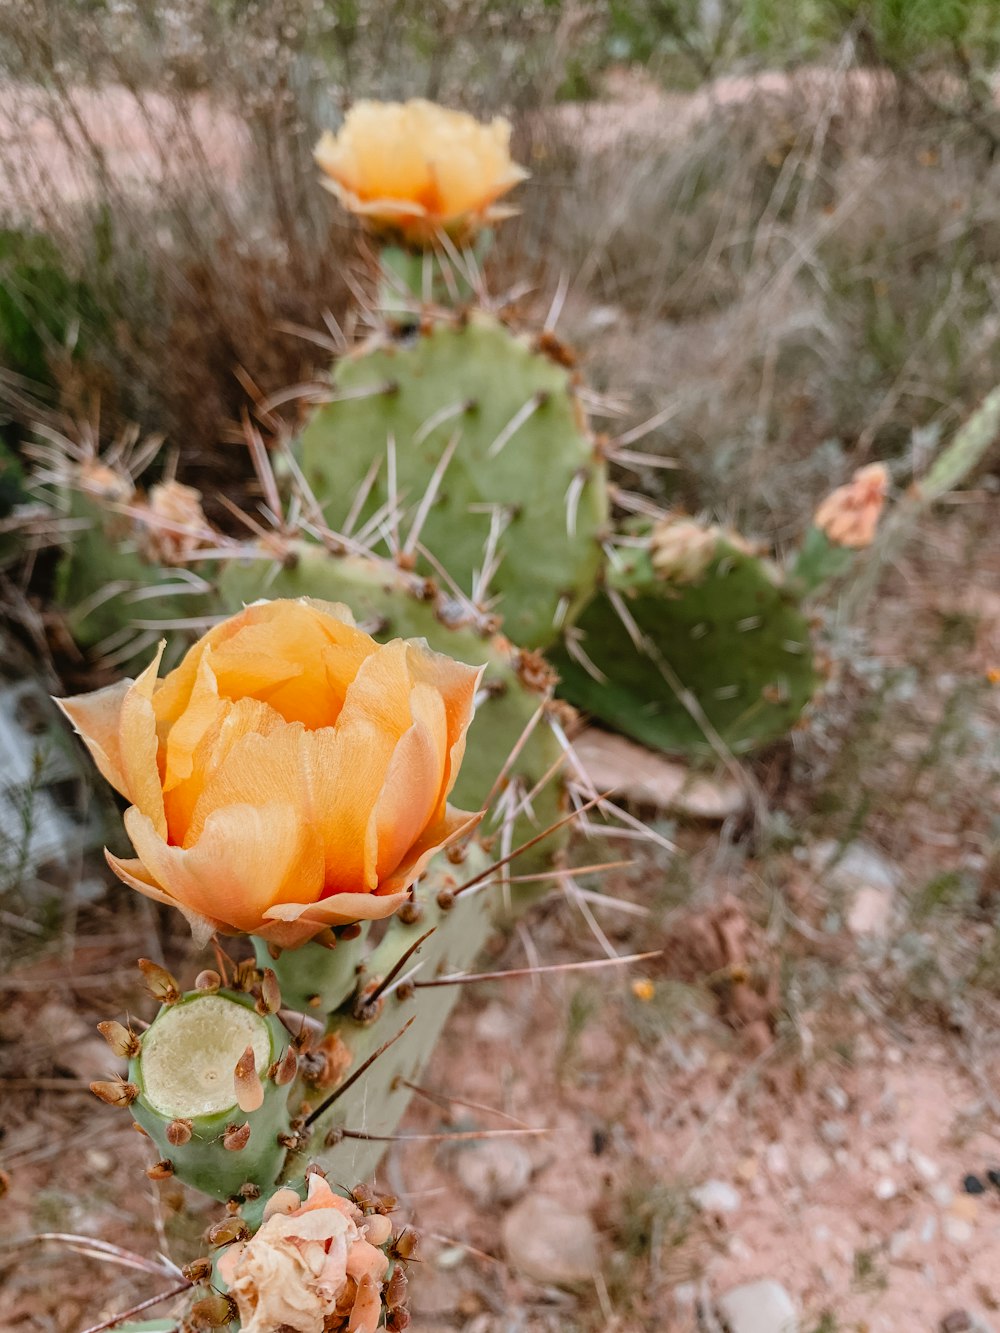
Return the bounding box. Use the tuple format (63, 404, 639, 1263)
(58, 599, 480, 947)
(217, 1175, 395, 1333)
(314, 99, 528, 245)
(649, 516, 721, 584)
(814, 463, 889, 549)
(135, 480, 210, 566)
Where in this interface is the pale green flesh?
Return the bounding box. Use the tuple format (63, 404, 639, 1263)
(140, 995, 271, 1119)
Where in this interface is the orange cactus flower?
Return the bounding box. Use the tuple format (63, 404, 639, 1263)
(814, 463, 889, 549)
(217, 1175, 392, 1333)
(314, 99, 528, 245)
(57, 599, 481, 947)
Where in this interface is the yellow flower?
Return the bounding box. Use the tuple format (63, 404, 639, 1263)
(217, 1175, 392, 1333)
(314, 99, 528, 245)
(814, 463, 889, 549)
(631, 978, 655, 1003)
(58, 599, 481, 947)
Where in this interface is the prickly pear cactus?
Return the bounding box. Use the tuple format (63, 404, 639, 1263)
(552, 517, 820, 756)
(298, 310, 608, 650)
(218, 542, 566, 873)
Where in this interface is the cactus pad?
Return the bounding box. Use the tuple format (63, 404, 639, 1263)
(553, 520, 819, 756)
(298, 311, 607, 649)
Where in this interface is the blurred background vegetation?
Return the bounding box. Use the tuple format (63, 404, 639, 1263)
(1, 0, 999, 529)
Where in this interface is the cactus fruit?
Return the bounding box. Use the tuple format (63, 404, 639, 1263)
(553, 516, 820, 756)
(217, 541, 566, 876)
(298, 310, 608, 650)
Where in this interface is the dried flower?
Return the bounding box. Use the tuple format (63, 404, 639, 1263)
(315, 99, 528, 246)
(649, 516, 721, 584)
(58, 599, 481, 947)
(814, 463, 889, 549)
(217, 1175, 395, 1333)
(136, 480, 210, 565)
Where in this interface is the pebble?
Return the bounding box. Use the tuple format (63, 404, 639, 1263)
(715, 1280, 798, 1333)
(911, 1150, 940, 1183)
(819, 1119, 848, 1147)
(943, 1215, 974, 1246)
(474, 1003, 518, 1043)
(573, 728, 747, 821)
(799, 1145, 833, 1186)
(455, 1140, 533, 1208)
(988, 1168, 1000, 1191)
(941, 1312, 998, 1333)
(765, 1143, 790, 1178)
(963, 1174, 986, 1195)
(931, 1182, 955, 1208)
(823, 1084, 850, 1113)
(501, 1193, 599, 1287)
(691, 1179, 742, 1214)
(874, 1177, 897, 1201)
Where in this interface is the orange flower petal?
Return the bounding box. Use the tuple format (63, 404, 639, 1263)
(104, 849, 220, 946)
(374, 683, 447, 879)
(56, 678, 133, 796)
(123, 803, 324, 933)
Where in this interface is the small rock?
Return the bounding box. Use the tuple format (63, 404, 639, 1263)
(455, 1140, 532, 1208)
(931, 1182, 955, 1208)
(911, 1151, 940, 1183)
(812, 840, 900, 939)
(715, 1279, 798, 1333)
(572, 729, 746, 821)
(819, 1119, 847, 1147)
(474, 1003, 518, 1043)
(919, 1215, 938, 1244)
(848, 885, 895, 938)
(941, 1311, 996, 1333)
(799, 1145, 833, 1186)
(875, 1177, 897, 1201)
(943, 1216, 974, 1246)
(823, 1084, 850, 1113)
(987, 1168, 1000, 1191)
(501, 1193, 598, 1287)
(691, 1179, 742, 1214)
(765, 1143, 790, 1178)
(963, 1174, 986, 1195)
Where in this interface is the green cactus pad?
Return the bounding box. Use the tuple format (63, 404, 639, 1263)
(284, 845, 497, 1186)
(552, 523, 819, 756)
(218, 543, 566, 876)
(298, 311, 607, 649)
(54, 487, 211, 671)
(251, 928, 371, 1017)
(129, 990, 294, 1202)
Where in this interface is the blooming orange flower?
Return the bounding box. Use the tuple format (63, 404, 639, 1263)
(814, 463, 889, 549)
(314, 99, 528, 245)
(217, 1175, 392, 1333)
(58, 599, 481, 947)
